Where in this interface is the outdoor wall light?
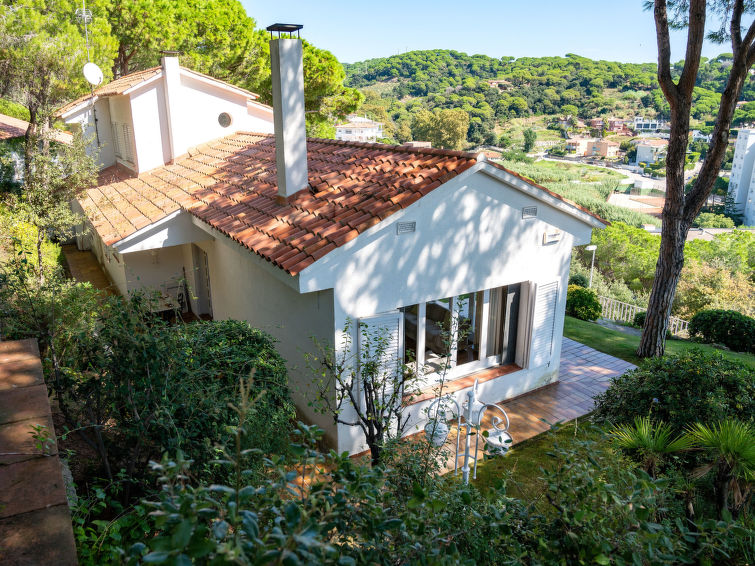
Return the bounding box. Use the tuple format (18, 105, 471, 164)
(424, 379, 513, 484)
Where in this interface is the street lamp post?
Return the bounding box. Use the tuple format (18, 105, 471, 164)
(424, 379, 513, 484)
(585, 244, 597, 288)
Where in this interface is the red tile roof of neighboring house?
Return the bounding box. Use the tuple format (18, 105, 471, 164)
(80, 134, 605, 276)
(0, 113, 73, 144)
(56, 66, 261, 117)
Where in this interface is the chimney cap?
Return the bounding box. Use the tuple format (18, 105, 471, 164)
(266, 23, 303, 38)
(160, 50, 182, 56)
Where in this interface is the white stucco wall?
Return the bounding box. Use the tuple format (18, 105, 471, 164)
(129, 82, 172, 173)
(107, 95, 137, 170)
(299, 164, 597, 454)
(64, 99, 116, 169)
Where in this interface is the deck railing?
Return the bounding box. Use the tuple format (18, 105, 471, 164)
(597, 295, 689, 336)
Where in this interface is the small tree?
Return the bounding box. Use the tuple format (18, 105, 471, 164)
(8, 122, 97, 281)
(523, 127, 537, 152)
(310, 320, 421, 466)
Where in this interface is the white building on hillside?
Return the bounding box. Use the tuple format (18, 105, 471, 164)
(57, 32, 605, 456)
(727, 129, 755, 225)
(635, 139, 668, 164)
(335, 115, 384, 142)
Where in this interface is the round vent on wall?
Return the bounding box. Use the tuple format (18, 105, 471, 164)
(218, 112, 232, 128)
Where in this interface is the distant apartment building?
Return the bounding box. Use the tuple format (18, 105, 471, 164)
(335, 115, 384, 142)
(635, 139, 668, 164)
(633, 116, 667, 132)
(727, 129, 755, 225)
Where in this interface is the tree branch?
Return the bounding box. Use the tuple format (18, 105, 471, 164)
(654, 0, 678, 100)
(731, 0, 744, 53)
(677, 0, 707, 95)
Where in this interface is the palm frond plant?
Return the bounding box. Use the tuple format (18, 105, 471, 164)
(610, 416, 693, 478)
(686, 420, 755, 518)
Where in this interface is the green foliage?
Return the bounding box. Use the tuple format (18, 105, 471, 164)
(566, 284, 602, 321)
(344, 49, 753, 147)
(0, 137, 24, 193)
(522, 127, 536, 152)
(611, 417, 693, 477)
(633, 310, 647, 328)
(695, 212, 736, 228)
(686, 420, 755, 517)
(0, 98, 30, 121)
(689, 309, 755, 353)
(593, 350, 755, 433)
(568, 273, 589, 288)
(410, 108, 470, 149)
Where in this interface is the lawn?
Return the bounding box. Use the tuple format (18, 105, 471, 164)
(564, 315, 755, 369)
(472, 419, 610, 503)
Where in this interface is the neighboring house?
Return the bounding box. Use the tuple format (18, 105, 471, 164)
(635, 139, 668, 164)
(592, 139, 619, 158)
(335, 115, 384, 142)
(566, 137, 595, 156)
(633, 116, 667, 132)
(59, 35, 606, 455)
(690, 130, 712, 143)
(727, 129, 755, 225)
(56, 56, 274, 173)
(607, 118, 625, 132)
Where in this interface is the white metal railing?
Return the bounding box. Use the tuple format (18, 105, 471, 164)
(597, 295, 689, 336)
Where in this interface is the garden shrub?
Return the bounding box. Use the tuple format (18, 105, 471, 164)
(568, 273, 589, 288)
(566, 284, 602, 321)
(633, 311, 647, 328)
(688, 309, 755, 353)
(593, 350, 755, 433)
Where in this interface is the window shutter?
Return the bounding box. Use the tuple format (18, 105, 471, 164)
(530, 281, 559, 367)
(357, 311, 404, 388)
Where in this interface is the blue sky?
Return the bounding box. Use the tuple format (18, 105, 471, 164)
(242, 1, 730, 64)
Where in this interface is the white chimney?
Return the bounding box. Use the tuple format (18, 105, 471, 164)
(267, 24, 308, 202)
(161, 50, 183, 162)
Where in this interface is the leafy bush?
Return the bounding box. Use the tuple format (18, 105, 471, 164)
(633, 311, 647, 328)
(593, 350, 755, 433)
(568, 273, 589, 288)
(566, 284, 602, 321)
(689, 309, 755, 353)
(695, 212, 735, 228)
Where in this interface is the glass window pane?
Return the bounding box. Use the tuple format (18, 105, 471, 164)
(487, 287, 505, 357)
(457, 292, 483, 366)
(424, 299, 452, 374)
(401, 304, 418, 367)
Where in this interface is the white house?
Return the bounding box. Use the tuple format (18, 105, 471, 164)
(335, 115, 384, 142)
(727, 129, 755, 225)
(635, 139, 668, 164)
(56, 55, 275, 173)
(60, 34, 606, 455)
(633, 116, 668, 132)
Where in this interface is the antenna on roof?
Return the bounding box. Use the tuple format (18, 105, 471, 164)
(76, 0, 101, 144)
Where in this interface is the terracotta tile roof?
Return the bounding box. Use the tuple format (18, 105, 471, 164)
(81, 135, 481, 275)
(56, 66, 260, 117)
(0, 113, 72, 144)
(81, 135, 606, 276)
(56, 67, 162, 116)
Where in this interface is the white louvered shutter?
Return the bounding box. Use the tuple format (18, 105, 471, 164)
(357, 312, 404, 396)
(530, 281, 559, 367)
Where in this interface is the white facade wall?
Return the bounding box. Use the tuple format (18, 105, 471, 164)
(728, 129, 755, 224)
(299, 167, 595, 454)
(636, 143, 665, 164)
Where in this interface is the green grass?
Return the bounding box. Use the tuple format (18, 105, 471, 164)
(0, 98, 30, 121)
(564, 316, 755, 369)
(473, 420, 609, 503)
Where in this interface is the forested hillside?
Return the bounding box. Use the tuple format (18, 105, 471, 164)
(344, 50, 754, 145)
